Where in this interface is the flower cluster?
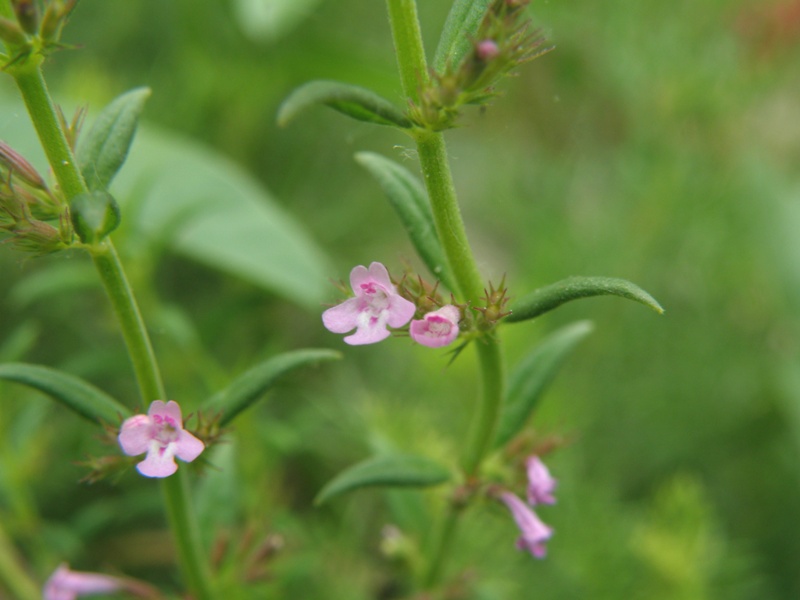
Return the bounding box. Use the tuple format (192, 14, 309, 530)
(500, 455, 556, 558)
(322, 262, 462, 348)
(118, 400, 204, 478)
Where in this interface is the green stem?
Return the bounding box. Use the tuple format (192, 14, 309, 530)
(89, 242, 165, 404)
(6, 47, 214, 600)
(386, 0, 507, 589)
(386, 0, 428, 105)
(0, 526, 38, 600)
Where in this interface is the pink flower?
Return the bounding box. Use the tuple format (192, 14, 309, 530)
(118, 400, 204, 478)
(409, 304, 460, 348)
(322, 262, 416, 345)
(526, 456, 557, 506)
(43, 563, 124, 600)
(500, 492, 553, 559)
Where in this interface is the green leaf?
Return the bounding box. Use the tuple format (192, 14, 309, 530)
(355, 152, 456, 291)
(203, 349, 341, 426)
(433, 0, 492, 73)
(315, 453, 451, 505)
(277, 80, 412, 129)
(77, 87, 151, 192)
(0, 363, 131, 424)
(506, 276, 664, 323)
(114, 127, 333, 310)
(69, 190, 121, 244)
(493, 321, 594, 449)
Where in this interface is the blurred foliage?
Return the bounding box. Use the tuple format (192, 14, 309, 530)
(1, 0, 800, 597)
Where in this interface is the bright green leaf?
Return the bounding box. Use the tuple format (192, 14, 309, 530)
(203, 349, 341, 426)
(277, 80, 412, 129)
(493, 321, 594, 449)
(0, 363, 131, 424)
(355, 151, 456, 291)
(69, 190, 121, 244)
(77, 87, 151, 191)
(315, 453, 451, 505)
(433, 0, 492, 73)
(506, 276, 664, 323)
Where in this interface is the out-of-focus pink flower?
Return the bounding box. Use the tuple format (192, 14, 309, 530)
(43, 563, 124, 600)
(322, 262, 415, 345)
(526, 455, 557, 506)
(500, 492, 553, 559)
(409, 305, 460, 348)
(118, 400, 204, 478)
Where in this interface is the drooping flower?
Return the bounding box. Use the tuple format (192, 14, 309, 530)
(118, 400, 204, 478)
(43, 563, 125, 600)
(526, 455, 557, 506)
(500, 492, 553, 559)
(322, 262, 416, 345)
(409, 304, 461, 348)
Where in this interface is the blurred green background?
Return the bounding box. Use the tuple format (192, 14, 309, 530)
(1, 0, 799, 598)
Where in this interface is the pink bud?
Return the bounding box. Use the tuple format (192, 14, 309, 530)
(476, 40, 501, 61)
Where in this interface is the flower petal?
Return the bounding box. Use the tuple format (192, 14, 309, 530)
(44, 563, 124, 600)
(343, 322, 392, 345)
(118, 414, 153, 456)
(367, 261, 394, 289)
(349, 264, 372, 291)
(160, 400, 184, 428)
(175, 430, 205, 463)
(386, 296, 416, 328)
(322, 297, 363, 333)
(526, 456, 557, 505)
(136, 442, 178, 478)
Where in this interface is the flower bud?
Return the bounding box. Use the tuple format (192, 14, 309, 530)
(69, 190, 121, 245)
(12, 0, 38, 35)
(0, 141, 47, 190)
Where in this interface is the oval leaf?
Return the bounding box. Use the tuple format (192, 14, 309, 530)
(77, 87, 151, 192)
(506, 276, 664, 323)
(493, 320, 594, 449)
(277, 80, 412, 129)
(203, 349, 341, 426)
(355, 152, 456, 291)
(315, 454, 451, 505)
(433, 0, 492, 73)
(0, 362, 131, 424)
(70, 190, 121, 244)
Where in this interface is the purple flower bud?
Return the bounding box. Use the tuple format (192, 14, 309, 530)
(409, 304, 461, 348)
(526, 455, 557, 505)
(118, 400, 204, 478)
(500, 492, 553, 559)
(476, 39, 501, 61)
(43, 564, 124, 600)
(322, 262, 416, 345)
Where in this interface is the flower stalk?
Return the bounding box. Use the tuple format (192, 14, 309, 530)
(386, 0, 507, 587)
(0, 8, 215, 596)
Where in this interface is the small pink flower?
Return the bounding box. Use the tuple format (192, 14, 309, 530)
(476, 39, 500, 61)
(500, 492, 553, 559)
(526, 456, 557, 506)
(322, 262, 416, 345)
(118, 400, 204, 478)
(43, 563, 124, 600)
(409, 304, 460, 348)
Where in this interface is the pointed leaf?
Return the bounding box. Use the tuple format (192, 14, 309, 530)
(315, 453, 451, 505)
(0, 363, 131, 424)
(506, 276, 664, 323)
(277, 80, 412, 129)
(78, 87, 151, 191)
(203, 349, 341, 426)
(355, 151, 456, 291)
(433, 0, 492, 73)
(493, 321, 594, 448)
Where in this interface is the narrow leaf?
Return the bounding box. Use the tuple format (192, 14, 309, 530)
(203, 349, 341, 426)
(0, 363, 131, 424)
(78, 87, 151, 191)
(433, 0, 492, 73)
(493, 321, 594, 448)
(355, 152, 456, 291)
(315, 454, 451, 505)
(506, 276, 664, 323)
(277, 80, 412, 129)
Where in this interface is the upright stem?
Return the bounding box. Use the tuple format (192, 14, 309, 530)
(0, 526, 38, 600)
(386, 0, 507, 588)
(5, 38, 214, 600)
